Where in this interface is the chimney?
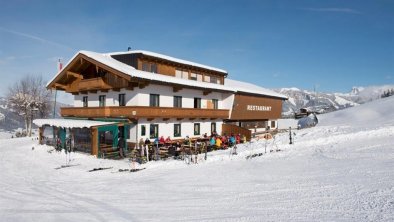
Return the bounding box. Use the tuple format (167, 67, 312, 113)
(127, 47, 131, 51)
(58, 59, 63, 71)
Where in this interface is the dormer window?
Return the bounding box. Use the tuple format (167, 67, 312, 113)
(210, 76, 218, 84)
(175, 69, 188, 79)
(142, 62, 158, 73)
(190, 72, 202, 81)
(190, 73, 197, 81)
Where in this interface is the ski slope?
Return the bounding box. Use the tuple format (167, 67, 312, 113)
(0, 97, 393, 221)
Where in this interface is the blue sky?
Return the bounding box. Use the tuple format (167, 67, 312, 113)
(0, 0, 393, 103)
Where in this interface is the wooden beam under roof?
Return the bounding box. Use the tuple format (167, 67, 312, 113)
(53, 83, 68, 90)
(173, 86, 183, 92)
(203, 90, 212, 96)
(66, 71, 83, 79)
(138, 81, 150, 89)
(127, 81, 138, 90)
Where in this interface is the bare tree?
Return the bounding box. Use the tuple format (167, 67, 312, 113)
(7, 75, 52, 137)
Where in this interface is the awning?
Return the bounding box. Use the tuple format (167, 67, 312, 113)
(33, 119, 117, 128)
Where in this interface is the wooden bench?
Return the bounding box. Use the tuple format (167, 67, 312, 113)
(100, 144, 121, 159)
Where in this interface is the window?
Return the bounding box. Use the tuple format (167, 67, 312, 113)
(176, 69, 188, 79)
(189, 73, 203, 81)
(197, 73, 203, 81)
(212, 99, 218, 109)
(141, 125, 146, 136)
(99, 95, 106, 107)
(194, 97, 201, 108)
(142, 62, 149, 71)
(142, 62, 158, 73)
(82, 96, 88, 107)
(190, 72, 197, 81)
(211, 122, 216, 134)
(210, 76, 218, 84)
(204, 75, 210, 82)
(173, 96, 182, 108)
(271, 121, 276, 128)
(119, 94, 125, 106)
(150, 124, 159, 139)
(194, 123, 200, 135)
(175, 69, 182, 78)
(174, 124, 181, 137)
(151, 64, 157, 73)
(150, 94, 160, 107)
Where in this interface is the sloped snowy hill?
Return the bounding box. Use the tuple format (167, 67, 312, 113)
(0, 97, 393, 221)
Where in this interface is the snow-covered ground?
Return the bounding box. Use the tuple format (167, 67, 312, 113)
(1, 97, 393, 221)
(0, 130, 13, 139)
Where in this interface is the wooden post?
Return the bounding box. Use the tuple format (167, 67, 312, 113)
(91, 127, 98, 156)
(38, 127, 43, 145)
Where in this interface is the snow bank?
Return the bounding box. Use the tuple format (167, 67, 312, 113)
(277, 118, 298, 129)
(319, 96, 394, 127)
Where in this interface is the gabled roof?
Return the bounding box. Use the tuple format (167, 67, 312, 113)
(48, 50, 287, 99)
(108, 50, 227, 74)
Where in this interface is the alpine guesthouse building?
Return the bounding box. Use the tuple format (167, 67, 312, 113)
(35, 50, 287, 156)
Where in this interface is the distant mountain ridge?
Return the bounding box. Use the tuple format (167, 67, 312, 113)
(274, 84, 394, 117)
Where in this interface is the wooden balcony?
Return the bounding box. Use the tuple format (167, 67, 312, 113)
(61, 106, 230, 120)
(77, 77, 112, 91)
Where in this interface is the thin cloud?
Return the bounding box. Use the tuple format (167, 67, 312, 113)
(272, 73, 280, 78)
(0, 27, 74, 51)
(301, 7, 362, 14)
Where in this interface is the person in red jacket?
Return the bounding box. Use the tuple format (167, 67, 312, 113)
(159, 136, 165, 144)
(236, 134, 241, 144)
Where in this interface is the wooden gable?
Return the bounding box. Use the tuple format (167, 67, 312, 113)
(47, 53, 133, 93)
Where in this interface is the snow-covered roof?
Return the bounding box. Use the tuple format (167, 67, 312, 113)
(33, 119, 117, 128)
(225, 79, 288, 99)
(48, 50, 287, 99)
(47, 50, 234, 93)
(107, 50, 227, 74)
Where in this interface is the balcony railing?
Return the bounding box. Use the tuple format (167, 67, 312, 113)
(61, 106, 230, 120)
(77, 77, 111, 91)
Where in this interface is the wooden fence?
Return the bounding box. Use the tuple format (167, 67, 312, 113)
(222, 124, 251, 141)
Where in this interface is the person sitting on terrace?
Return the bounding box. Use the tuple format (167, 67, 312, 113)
(165, 136, 172, 143)
(210, 136, 216, 146)
(184, 136, 192, 146)
(144, 137, 151, 145)
(221, 134, 227, 144)
(229, 134, 236, 146)
(236, 134, 241, 144)
(203, 133, 208, 138)
(159, 136, 165, 144)
(215, 136, 222, 148)
(153, 137, 160, 160)
(154, 137, 159, 145)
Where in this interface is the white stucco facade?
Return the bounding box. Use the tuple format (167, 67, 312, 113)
(73, 83, 228, 142)
(74, 83, 234, 110)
